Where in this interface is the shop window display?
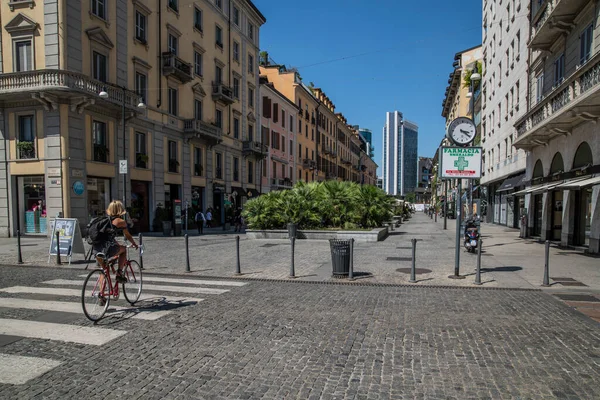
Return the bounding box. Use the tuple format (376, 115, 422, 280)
(21, 176, 46, 234)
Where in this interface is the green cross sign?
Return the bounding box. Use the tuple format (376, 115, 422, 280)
(454, 156, 469, 171)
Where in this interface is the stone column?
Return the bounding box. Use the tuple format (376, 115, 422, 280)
(561, 190, 575, 247)
(589, 186, 600, 254)
(540, 192, 552, 241)
(0, 111, 9, 237)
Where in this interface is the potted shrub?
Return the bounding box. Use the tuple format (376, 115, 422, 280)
(136, 153, 149, 168)
(94, 144, 109, 162)
(169, 158, 179, 173)
(17, 141, 35, 159)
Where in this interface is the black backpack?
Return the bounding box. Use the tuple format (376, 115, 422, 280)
(87, 216, 116, 245)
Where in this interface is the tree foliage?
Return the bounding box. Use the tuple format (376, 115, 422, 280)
(242, 181, 393, 230)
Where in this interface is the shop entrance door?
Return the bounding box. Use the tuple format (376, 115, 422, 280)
(130, 180, 150, 232)
(533, 194, 543, 236)
(551, 191, 563, 241)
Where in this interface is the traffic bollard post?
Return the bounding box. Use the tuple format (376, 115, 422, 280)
(542, 240, 550, 287)
(17, 229, 23, 264)
(185, 234, 190, 272)
(349, 238, 354, 280)
(289, 237, 296, 278)
(409, 238, 417, 283)
(474, 239, 482, 285)
(435, 212, 437, 223)
(138, 233, 144, 269)
(56, 231, 61, 265)
(235, 235, 241, 275)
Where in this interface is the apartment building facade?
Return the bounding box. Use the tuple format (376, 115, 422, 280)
(259, 76, 297, 192)
(514, 0, 600, 253)
(260, 64, 377, 186)
(480, 0, 528, 228)
(382, 111, 418, 197)
(0, 0, 265, 236)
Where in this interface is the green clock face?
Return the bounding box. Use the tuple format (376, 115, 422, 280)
(447, 117, 476, 145)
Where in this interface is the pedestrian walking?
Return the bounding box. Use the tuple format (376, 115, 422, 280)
(234, 208, 243, 232)
(195, 210, 205, 234)
(205, 209, 213, 228)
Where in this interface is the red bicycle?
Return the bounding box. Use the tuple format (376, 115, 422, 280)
(81, 245, 143, 321)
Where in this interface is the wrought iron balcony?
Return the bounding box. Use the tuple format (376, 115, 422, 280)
(212, 82, 235, 104)
(162, 52, 193, 83)
(325, 171, 337, 180)
(514, 51, 600, 150)
(184, 119, 223, 145)
(529, 0, 588, 50)
(242, 140, 268, 157)
(340, 156, 352, 165)
(302, 159, 316, 170)
(321, 144, 332, 155)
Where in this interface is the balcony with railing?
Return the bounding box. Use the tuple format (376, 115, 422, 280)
(162, 52, 193, 83)
(529, 0, 588, 50)
(16, 141, 36, 159)
(302, 159, 316, 170)
(0, 69, 142, 111)
(212, 82, 235, 104)
(184, 119, 223, 144)
(242, 140, 268, 157)
(514, 51, 600, 150)
(340, 155, 351, 165)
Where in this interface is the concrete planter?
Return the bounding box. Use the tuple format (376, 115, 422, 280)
(246, 227, 388, 242)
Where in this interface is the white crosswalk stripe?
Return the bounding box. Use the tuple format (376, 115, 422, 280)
(0, 318, 127, 345)
(0, 274, 247, 384)
(0, 286, 205, 303)
(43, 279, 230, 295)
(77, 275, 247, 287)
(0, 297, 174, 321)
(0, 354, 63, 385)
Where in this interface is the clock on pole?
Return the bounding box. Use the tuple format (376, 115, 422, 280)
(447, 117, 476, 146)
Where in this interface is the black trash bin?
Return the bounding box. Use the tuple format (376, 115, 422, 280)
(329, 239, 351, 276)
(287, 223, 297, 239)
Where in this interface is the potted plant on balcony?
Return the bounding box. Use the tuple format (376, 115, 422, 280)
(16, 141, 35, 159)
(136, 153, 149, 168)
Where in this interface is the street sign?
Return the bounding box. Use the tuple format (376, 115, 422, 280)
(119, 160, 128, 174)
(440, 147, 482, 179)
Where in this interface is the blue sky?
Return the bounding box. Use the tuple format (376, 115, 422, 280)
(253, 0, 483, 175)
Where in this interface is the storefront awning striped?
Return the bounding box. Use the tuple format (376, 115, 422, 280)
(512, 181, 563, 196)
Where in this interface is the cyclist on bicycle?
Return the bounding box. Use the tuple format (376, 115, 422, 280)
(95, 200, 138, 283)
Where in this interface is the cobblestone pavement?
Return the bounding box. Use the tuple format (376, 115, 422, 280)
(3, 213, 599, 293)
(0, 265, 599, 399)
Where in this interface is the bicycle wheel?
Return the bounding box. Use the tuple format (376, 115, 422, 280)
(122, 260, 143, 305)
(82, 269, 110, 321)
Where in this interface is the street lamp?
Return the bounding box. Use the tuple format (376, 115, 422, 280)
(468, 65, 481, 220)
(98, 87, 146, 207)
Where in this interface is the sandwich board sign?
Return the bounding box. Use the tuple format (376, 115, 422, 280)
(48, 218, 85, 265)
(440, 147, 482, 179)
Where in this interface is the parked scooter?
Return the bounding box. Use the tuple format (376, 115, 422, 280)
(463, 219, 480, 253)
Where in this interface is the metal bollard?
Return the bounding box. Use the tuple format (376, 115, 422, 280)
(289, 237, 296, 278)
(409, 238, 417, 283)
(138, 233, 144, 269)
(542, 240, 550, 287)
(185, 234, 190, 272)
(56, 231, 61, 265)
(17, 229, 23, 264)
(474, 239, 482, 285)
(235, 235, 241, 275)
(435, 212, 437, 223)
(349, 238, 354, 280)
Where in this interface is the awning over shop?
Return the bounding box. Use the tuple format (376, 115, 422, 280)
(554, 175, 600, 189)
(496, 173, 526, 193)
(512, 181, 560, 196)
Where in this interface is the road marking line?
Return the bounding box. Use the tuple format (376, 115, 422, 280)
(0, 298, 173, 321)
(42, 279, 229, 294)
(0, 286, 205, 303)
(0, 353, 62, 385)
(0, 318, 126, 345)
(77, 275, 247, 287)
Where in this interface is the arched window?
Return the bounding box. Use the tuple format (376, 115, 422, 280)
(572, 142, 593, 170)
(550, 153, 564, 175)
(533, 159, 544, 178)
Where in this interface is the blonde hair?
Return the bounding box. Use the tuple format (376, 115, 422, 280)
(106, 200, 127, 217)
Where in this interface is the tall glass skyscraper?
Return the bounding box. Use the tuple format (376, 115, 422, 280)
(382, 111, 418, 196)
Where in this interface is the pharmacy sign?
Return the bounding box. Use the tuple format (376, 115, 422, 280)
(440, 147, 482, 179)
